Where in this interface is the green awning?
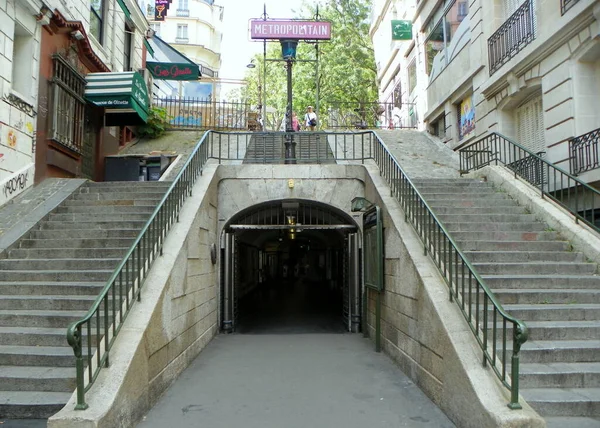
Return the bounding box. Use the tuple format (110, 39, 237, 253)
(144, 38, 155, 57)
(116, 0, 131, 20)
(85, 71, 150, 126)
(147, 35, 200, 81)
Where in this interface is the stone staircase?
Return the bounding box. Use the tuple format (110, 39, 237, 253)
(0, 181, 169, 418)
(244, 133, 334, 164)
(411, 177, 600, 426)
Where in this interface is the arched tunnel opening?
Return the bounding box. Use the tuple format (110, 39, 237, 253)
(221, 199, 361, 334)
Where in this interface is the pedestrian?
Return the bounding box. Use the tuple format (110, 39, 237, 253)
(292, 112, 300, 132)
(304, 105, 317, 131)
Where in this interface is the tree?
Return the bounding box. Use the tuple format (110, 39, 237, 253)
(244, 0, 378, 129)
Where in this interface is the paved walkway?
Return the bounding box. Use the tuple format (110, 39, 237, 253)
(138, 334, 455, 428)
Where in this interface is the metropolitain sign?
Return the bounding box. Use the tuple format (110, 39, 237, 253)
(250, 20, 331, 40)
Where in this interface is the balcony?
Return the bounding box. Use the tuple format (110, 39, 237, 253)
(176, 9, 190, 17)
(570, 127, 600, 175)
(487, 0, 535, 76)
(175, 37, 189, 44)
(561, 0, 580, 15)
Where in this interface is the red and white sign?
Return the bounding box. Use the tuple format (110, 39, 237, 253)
(250, 20, 331, 40)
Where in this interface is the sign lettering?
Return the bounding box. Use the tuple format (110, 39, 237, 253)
(250, 20, 331, 40)
(147, 62, 199, 81)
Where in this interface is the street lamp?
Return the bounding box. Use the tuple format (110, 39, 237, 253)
(246, 60, 263, 131)
(280, 39, 298, 164)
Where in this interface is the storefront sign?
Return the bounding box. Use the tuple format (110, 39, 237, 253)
(391, 20, 412, 40)
(250, 20, 331, 40)
(147, 62, 200, 80)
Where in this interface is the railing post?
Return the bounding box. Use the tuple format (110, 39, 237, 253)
(508, 322, 528, 409)
(67, 325, 89, 410)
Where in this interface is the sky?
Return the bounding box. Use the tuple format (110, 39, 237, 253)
(218, 0, 297, 80)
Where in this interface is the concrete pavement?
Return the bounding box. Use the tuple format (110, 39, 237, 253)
(138, 333, 455, 428)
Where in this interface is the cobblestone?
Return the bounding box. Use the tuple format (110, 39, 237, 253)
(0, 178, 86, 252)
(376, 129, 461, 179)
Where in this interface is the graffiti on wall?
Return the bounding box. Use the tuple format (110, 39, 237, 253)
(3, 170, 28, 198)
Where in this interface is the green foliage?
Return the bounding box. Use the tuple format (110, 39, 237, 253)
(137, 106, 170, 139)
(242, 0, 378, 129)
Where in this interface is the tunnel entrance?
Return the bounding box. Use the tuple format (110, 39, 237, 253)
(221, 199, 360, 334)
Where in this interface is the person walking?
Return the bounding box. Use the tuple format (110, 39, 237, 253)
(292, 112, 300, 132)
(304, 106, 317, 131)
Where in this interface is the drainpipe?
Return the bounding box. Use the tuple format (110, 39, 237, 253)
(110, 0, 117, 70)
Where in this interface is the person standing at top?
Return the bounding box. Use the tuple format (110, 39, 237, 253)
(304, 106, 317, 131)
(292, 112, 300, 132)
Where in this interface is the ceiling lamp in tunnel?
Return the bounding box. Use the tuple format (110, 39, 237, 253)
(287, 215, 296, 240)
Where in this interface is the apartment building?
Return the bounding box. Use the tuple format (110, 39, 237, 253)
(141, 0, 222, 98)
(371, 0, 600, 185)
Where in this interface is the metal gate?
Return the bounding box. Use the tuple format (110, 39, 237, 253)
(222, 231, 237, 332)
(343, 233, 361, 333)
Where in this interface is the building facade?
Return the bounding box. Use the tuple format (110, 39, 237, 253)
(141, 0, 222, 98)
(371, 0, 600, 184)
(0, 0, 150, 206)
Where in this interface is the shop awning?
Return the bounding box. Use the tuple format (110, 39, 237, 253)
(146, 35, 200, 81)
(85, 71, 150, 126)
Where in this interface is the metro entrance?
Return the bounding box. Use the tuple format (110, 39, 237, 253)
(221, 199, 361, 334)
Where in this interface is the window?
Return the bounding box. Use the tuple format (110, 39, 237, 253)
(90, 0, 105, 43)
(516, 94, 545, 154)
(407, 60, 417, 94)
(393, 81, 402, 108)
(123, 24, 133, 71)
(11, 23, 34, 99)
(179, 0, 188, 9)
(150, 23, 161, 36)
(176, 24, 188, 41)
(424, 0, 468, 75)
(50, 55, 86, 153)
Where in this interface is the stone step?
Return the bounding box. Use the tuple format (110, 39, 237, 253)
(472, 262, 596, 275)
(37, 221, 147, 231)
(71, 192, 166, 200)
(0, 270, 112, 282)
(18, 237, 134, 249)
(0, 390, 73, 418)
(420, 191, 511, 200)
(6, 247, 128, 259)
(493, 289, 600, 305)
(518, 340, 600, 364)
(521, 387, 600, 417)
(0, 309, 92, 328)
(436, 214, 539, 223)
(452, 231, 559, 242)
(0, 326, 99, 347)
(84, 181, 171, 188)
(0, 345, 75, 367)
(54, 205, 156, 214)
(0, 295, 97, 311)
(411, 178, 483, 185)
(62, 198, 160, 207)
(483, 275, 600, 289)
(424, 199, 521, 208)
(507, 321, 600, 341)
(444, 222, 547, 232)
(28, 229, 140, 239)
(48, 212, 151, 222)
(0, 258, 122, 271)
(457, 240, 570, 252)
(426, 206, 528, 215)
(545, 417, 600, 428)
(0, 281, 104, 296)
(0, 366, 76, 392)
(519, 363, 600, 388)
(463, 251, 584, 263)
(413, 183, 490, 192)
(501, 303, 600, 322)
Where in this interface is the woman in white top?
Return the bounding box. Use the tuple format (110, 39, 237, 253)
(304, 106, 317, 131)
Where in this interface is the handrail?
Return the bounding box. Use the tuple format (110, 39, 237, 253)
(459, 131, 600, 234)
(371, 132, 528, 409)
(66, 129, 527, 410)
(569, 127, 600, 175)
(66, 131, 212, 410)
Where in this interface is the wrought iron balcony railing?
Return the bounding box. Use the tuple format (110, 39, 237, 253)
(561, 0, 580, 15)
(176, 9, 190, 17)
(570, 127, 600, 175)
(175, 37, 189, 44)
(488, 0, 535, 75)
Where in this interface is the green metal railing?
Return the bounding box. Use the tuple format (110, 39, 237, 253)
(67, 130, 527, 410)
(66, 132, 210, 410)
(371, 132, 528, 409)
(459, 132, 600, 233)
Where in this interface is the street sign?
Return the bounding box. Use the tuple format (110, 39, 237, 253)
(250, 20, 331, 40)
(391, 20, 412, 40)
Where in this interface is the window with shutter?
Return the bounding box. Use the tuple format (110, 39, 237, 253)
(516, 94, 545, 154)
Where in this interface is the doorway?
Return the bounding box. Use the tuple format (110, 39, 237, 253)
(221, 199, 360, 334)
